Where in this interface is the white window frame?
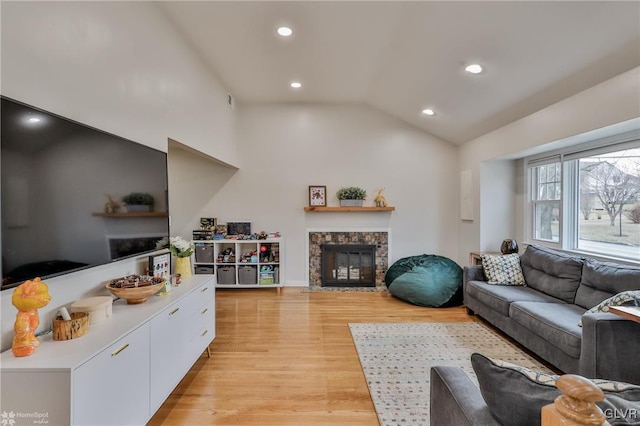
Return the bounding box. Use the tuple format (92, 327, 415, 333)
(529, 160, 562, 246)
(524, 127, 640, 263)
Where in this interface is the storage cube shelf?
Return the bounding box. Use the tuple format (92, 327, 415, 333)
(192, 239, 282, 290)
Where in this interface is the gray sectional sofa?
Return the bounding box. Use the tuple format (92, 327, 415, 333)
(429, 244, 640, 425)
(464, 244, 640, 383)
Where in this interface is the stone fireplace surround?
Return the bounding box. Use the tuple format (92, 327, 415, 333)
(306, 228, 390, 289)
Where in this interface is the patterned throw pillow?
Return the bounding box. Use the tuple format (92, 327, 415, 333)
(472, 353, 640, 426)
(480, 253, 526, 286)
(491, 357, 640, 392)
(578, 290, 640, 327)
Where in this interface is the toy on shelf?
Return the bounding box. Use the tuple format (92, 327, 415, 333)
(11, 277, 52, 357)
(374, 188, 388, 207)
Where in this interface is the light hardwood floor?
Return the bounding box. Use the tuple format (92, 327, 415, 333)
(148, 287, 477, 425)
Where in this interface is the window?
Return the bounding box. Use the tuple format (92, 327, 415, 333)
(527, 136, 640, 262)
(531, 162, 561, 242)
(575, 148, 640, 259)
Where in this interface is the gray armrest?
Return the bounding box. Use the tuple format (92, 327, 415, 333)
(430, 366, 501, 426)
(463, 266, 486, 311)
(580, 313, 640, 384)
(464, 265, 486, 284)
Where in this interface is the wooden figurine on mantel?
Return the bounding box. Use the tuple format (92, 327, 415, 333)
(374, 188, 388, 207)
(103, 194, 122, 213)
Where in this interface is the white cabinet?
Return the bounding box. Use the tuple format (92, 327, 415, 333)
(149, 281, 215, 413)
(192, 239, 283, 289)
(0, 275, 215, 426)
(74, 323, 150, 426)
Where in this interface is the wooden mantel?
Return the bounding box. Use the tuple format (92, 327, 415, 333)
(304, 206, 395, 212)
(92, 212, 168, 218)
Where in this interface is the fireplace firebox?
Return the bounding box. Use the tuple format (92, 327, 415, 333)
(321, 244, 376, 287)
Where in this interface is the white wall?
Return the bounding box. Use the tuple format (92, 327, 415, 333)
(0, 1, 237, 351)
(198, 104, 460, 285)
(167, 141, 238, 239)
(458, 67, 640, 261)
(1, 1, 237, 164)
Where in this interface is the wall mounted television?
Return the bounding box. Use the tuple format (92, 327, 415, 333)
(1, 96, 170, 290)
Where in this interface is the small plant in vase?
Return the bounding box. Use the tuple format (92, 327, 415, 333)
(336, 186, 367, 207)
(122, 192, 154, 213)
(169, 236, 194, 279)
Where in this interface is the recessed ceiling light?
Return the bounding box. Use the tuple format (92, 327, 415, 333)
(421, 108, 435, 116)
(277, 26, 293, 37)
(28, 117, 41, 123)
(290, 81, 302, 89)
(465, 64, 483, 74)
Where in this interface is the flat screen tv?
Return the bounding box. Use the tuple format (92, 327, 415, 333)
(1, 96, 170, 290)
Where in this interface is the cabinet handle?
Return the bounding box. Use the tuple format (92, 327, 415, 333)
(169, 307, 180, 316)
(200, 287, 208, 293)
(111, 343, 129, 357)
(201, 308, 208, 315)
(201, 330, 208, 337)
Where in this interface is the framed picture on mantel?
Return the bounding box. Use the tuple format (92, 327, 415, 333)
(309, 185, 327, 207)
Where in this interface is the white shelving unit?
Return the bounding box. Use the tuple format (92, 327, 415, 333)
(192, 239, 283, 290)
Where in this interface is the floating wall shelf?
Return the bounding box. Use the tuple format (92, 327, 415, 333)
(303, 206, 395, 212)
(92, 212, 168, 218)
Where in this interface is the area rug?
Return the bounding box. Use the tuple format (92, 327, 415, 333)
(349, 322, 553, 425)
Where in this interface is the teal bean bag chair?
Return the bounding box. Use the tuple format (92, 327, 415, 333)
(385, 254, 463, 307)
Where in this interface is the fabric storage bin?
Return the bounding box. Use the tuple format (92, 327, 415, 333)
(217, 266, 236, 284)
(259, 272, 274, 284)
(238, 265, 257, 284)
(195, 266, 214, 274)
(195, 243, 214, 263)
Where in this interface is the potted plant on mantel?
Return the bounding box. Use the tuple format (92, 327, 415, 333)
(122, 192, 154, 213)
(336, 186, 367, 207)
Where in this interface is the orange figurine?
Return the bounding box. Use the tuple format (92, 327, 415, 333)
(11, 277, 52, 357)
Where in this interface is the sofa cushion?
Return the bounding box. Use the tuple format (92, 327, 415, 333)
(480, 253, 526, 285)
(574, 259, 640, 309)
(509, 301, 584, 358)
(519, 244, 583, 303)
(466, 280, 566, 317)
(471, 353, 640, 426)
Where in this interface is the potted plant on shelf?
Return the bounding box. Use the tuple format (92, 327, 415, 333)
(336, 186, 367, 207)
(122, 192, 154, 212)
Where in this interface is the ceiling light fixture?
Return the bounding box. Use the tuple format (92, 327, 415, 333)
(465, 64, 483, 74)
(421, 108, 435, 116)
(277, 26, 293, 37)
(28, 117, 41, 123)
(290, 81, 302, 89)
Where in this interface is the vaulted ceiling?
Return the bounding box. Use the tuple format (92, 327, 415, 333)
(158, 1, 640, 145)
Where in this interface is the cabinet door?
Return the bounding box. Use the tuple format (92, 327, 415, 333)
(188, 282, 216, 357)
(191, 298, 215, 358)
(149, 293, 194, 412)
(73, 323, 150, 426)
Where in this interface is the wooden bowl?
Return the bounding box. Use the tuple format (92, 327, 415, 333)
(105, 282, 163, 304)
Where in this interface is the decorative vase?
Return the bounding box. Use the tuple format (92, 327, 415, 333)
(174, 256, 192, 279)
(126, 205, 151, 213)
(340, 199, 364, 207)
(500, 239, 519, 255)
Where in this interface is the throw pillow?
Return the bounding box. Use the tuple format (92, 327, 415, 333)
(471, 353, 640, 426)
(578, 290, 640, 326)
(480, 253, 526, 286)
